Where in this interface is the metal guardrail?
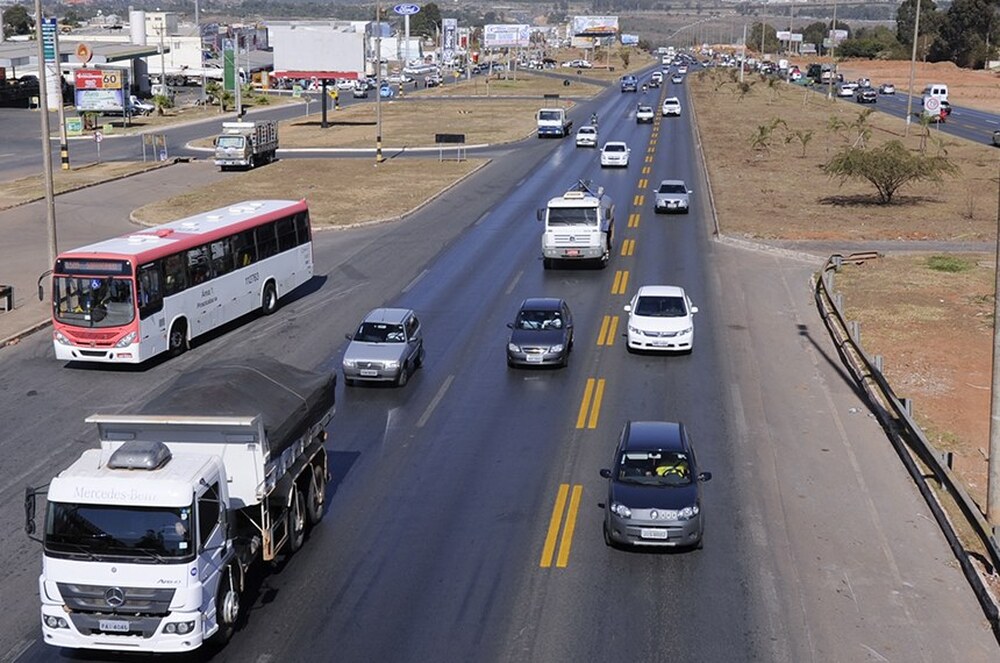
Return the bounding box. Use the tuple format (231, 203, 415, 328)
(815, 251, 1000, 641)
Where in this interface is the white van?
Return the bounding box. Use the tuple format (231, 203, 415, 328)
(921, 83, 948, 101)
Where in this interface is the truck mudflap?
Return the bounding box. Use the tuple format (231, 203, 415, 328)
(260, 439, 328, 561)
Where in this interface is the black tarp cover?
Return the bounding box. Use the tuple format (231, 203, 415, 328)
(136, 357, 335, 458)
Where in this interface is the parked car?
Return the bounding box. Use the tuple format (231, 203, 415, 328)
(624, 285, 697, 353)
(336, 79, 356, 90)
(506, 298, 574, 368)
(879, 82, 895, 95)
(576, 125, 599, 148)
(342, 307, 424, 387)
(562, 59, 592, 68)
(636, 105, 655, 124)
(661, 97, 681, 117)
(599, 420, 712, 549)
(855, 87, 877, 104)
(600, 141, 630, 168)
(654, 179, 692, 214)
(128, 94, 155, 116)
(352, 82, 369, 98)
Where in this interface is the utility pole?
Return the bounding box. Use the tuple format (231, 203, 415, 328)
(904, 0, 922, 137)
(33, 0, 58, 267)
(739, 23, 747, 84)
(987, 161, 1000, 526)
(375, 0, 384, 164)
(827, 0, 839, 99)
(195, 0, 205, 102)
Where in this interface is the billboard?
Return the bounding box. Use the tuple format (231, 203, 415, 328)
(572, 16, 619, 36)
(442, 18, 457, 61)
(620, 34, 639, 46)
(74, 67, 129, 113)
(776, 31, 804, 43)
(270, 24, 366, 75)
(483, 24, 530, 48)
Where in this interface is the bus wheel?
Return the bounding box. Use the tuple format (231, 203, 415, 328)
(168, 320, 188, 357)
(261, 282, 278, 315)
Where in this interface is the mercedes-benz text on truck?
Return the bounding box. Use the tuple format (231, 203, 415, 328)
(537, 180, 615, 269)
(26, 358, 334, 654)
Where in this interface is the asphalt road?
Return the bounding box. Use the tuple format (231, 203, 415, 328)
(1, 78, 996, 662)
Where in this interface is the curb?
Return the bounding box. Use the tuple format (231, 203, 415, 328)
(713, 234, 826, 264)
(1, 317, 51, 349)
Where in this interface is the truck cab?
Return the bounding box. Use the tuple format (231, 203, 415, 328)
(536, 108, 572, 138)
(538, 181, 615, 269)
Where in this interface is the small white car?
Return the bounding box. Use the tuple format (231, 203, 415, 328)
(576, 125, 599, 147)
(336, 79, 357, 90)
(600, 141, 630, 168)
(661, 97, 681, 117)
(654, 179, 692, 214)
(676, 65, 688, 75)
(838, 82, 858, 97)
(624, 285, 698, 353)
(671, 74, 684, 84)
(636, 105, 655, 123)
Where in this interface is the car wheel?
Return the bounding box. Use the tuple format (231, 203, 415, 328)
(414, 344, 425, 368)
(543, 258, 553, 270)
(396, 362, 409, 387)
(603, 522, 615, 548)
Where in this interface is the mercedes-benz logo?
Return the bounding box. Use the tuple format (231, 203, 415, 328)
(105, 587, 125, 608)
(649, 510, 659, 520)
(569, 236, 576, 242)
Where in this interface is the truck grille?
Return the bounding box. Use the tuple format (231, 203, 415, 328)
(57, 583, 175, 616)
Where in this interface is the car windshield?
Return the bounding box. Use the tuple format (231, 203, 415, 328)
(355, 322, 405, 343)
(548, 207, 598, 226)
(658, 183, 687, 194)
(516, 309, 563, 330)
(580, 128, 596, 135)
(216, 135, 245, 149)
(634, 295, 687, 317)
(45, 502, 194, 562)
(604, 144, 626, 153)
(638, 107, 652, 113)
(617, 450, 692, 486)
(53, 276, 135, 328)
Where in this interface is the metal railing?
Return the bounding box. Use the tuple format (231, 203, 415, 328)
(815, 251, 1000, 641)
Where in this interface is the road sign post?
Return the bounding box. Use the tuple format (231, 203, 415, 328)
(94, 130, 103, 164)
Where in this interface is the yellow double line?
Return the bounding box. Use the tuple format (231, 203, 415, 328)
(620, 239, 635, 256)
(611, 269, 629, 295)
(638, 178, 648, 189)
(540, 483, 583, 568)
(633, 194, 644, 206)
(627, 212, 640, 228)
(597, 315, 619, 346)
(576, 377, 606, 429)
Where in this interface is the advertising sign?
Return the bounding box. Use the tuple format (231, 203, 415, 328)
(74, 68, 129, 113)
(42, 18, 58, 63)
(620, 34, 639, 46)
(483, 24, 530, 48)
(571, 16, 619, 36)
(393, 3, 420, 15)
(442, 18, 457, 62)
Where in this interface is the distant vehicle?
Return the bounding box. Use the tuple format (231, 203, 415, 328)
(636, 105, 655, 124)
(600, 141, 630, 168)
(214, 120, 278, 171)
(620, 75, 638, 92)
(576, 125, 599, 147)
(650, 71, 663, 87)
(993, 129, 1000, 147)
(537, 107, 573, 138)
(922, 83, 949, 102)
(47, 199, 313, 363)
(676, 65, 688, 75)
(661, 97, 681, 117)
(671, 73, 684, 84)
(506, 298, 574, 368)
(352, 82, 368, 98)
(386, 73, 413, 84)
(654, 179, 692, 214)
(379, 83, 394, 98)
(342, 307, 424, 387)
(624, 285, 698, 353)
(538, 180, 615, 269)
(128, 94, 155, 116)
(599, 421, 713, 550)
(562, 59, 592, 68)
(855, 87, 877, 104)
(336, 79, 356, 90)
(879, 82, 895, 95)
(837, 83, 857, 97)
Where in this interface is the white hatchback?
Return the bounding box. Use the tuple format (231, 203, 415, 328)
(600, 141, 630, 168)
(624, 285, 698, 353)
(576, 125, 599, 147)
(661, 97, 681, 117)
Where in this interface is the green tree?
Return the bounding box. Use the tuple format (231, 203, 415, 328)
(802, 21, 828, 52)
(785, 129, 814, 158)
(3, 4, 33, 38)
(837, 26, 902, 59)
(896, 0, 941, 46)
(748, 21, 780, 54)
(618, 48, 631, 69)
(409, 2, 442, 39)
(822, 140, 958, 204)
(928, 0, 1000, 68)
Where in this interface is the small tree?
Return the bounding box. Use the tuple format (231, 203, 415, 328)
(848, 108, 874, 148)
(785, 129, 814, 157)
(152, 94, 172, 116)
(748, 118, 786, 155)
(618, 48, 631, 70)
(822, 140, 958, 204)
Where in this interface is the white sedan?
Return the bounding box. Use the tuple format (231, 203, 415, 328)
(600, 141, 630, 168)
(661, 97, 681, 117)
(576, 125, 599, 147)
(624, 285, 698, 353)
(635, 105, 655, 123)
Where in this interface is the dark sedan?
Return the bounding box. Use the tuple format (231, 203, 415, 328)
(600, 421, 712, 549)
(506, 298, 573, 367)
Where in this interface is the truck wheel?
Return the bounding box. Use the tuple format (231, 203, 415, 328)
(287, 486, 306, 553)
(248, 155, 256, 170)
(208, 570, 239, 646)
(543, 258, 553, 270)
(261, 282, 278, 315)
(168, 320, 188, 357)
(306, 464, 327, 526)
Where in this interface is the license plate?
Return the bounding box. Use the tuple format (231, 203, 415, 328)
(640, 528, 669, 540)
(652, 340, 670, 347)
(359, 369, 378, 377)
(526, 355, 543, 363)
(99, 619, 130, 633)
(565, 250, 580, 257)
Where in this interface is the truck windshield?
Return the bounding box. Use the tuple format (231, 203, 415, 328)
(548, 207, 599, 227)
(538, 111, 561, 120)
(53, 276, 136, 328)
(45, 502, 194, 562)
(216, 135, 245, 148)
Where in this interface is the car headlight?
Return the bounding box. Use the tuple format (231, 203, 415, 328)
(115, 331, 137, 348)
(54, 331, 72, 345)
(627, 325, 640, 334)
(610, 502, 632, 519)
(384, 360, 399, 369)
(678, 505, 700, 521)
(164, 620, 195, 635)
(343, 359, 356, 368)
(550, 344, 564, 353)
(508, 343, 520, 353)
(680, 326, 693, 335)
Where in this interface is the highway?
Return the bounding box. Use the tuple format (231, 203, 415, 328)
(1, 76, 996, 662)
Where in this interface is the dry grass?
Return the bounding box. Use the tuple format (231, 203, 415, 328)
(832, 60, 1000, 113)
(131, 158, 484, 228)
(76, 94, 298, 132)
(415, 70, 605, 99)
(0, 161, 172, 209)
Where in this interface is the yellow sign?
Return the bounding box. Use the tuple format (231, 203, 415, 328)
(101, 71, 122, 89)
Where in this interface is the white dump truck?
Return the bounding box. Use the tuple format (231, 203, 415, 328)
(26, 358, 334, 654)
(213, 120, 279, 170)
(537, 180, 615, 269)
(536, 107, 572, 138)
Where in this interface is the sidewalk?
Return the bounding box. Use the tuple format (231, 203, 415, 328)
(0, 160, 226, 348)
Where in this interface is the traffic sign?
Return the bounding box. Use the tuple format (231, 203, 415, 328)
(94, 130, 103, 143)
(924, 96, 940, 113)
(394, 3, 421, 15)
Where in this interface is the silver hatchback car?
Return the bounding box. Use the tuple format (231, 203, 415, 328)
(343, 308, 424, 387)
(654, 179, 692, 214)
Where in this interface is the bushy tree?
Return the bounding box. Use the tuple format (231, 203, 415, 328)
(822, 140, 958, 204)
(837, 26, 903, 58)
(3, 4, 33, 38)
(896, 0, 941, 46)
(748, 22, 780, 54)
(409, 2, 442, 40)
(928, 0, 1000, 68)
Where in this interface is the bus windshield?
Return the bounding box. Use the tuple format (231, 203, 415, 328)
(45, 502, 194, 563)
(53, 276, 135, 328)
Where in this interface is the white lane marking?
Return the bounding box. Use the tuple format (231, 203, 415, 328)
(474, 210, 490, 226)
(505, 269, 524, 295)
(4, 638, 34, 663)
(402, 268, 428, 294)
(417, 374, 454, 429)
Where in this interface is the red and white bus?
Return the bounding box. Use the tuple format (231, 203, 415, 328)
(49, 199, 314, 363)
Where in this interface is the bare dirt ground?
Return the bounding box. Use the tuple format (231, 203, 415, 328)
(691, 65, 1000, 511)
(0, 161, 172, 210)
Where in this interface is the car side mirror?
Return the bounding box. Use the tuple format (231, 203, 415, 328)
(698, 471, 712, 482)
(690, 306, 699, 314)
(506, 322, 513, 329)
(344, 333, 353, 341)
(599, 468, 612, 479)
(623, 304, 632, 313)
(688, 190, 693, 194)
(536, 209, 545, 222)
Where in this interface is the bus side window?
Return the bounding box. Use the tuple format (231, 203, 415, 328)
(187, 245, 212, 285)
(255, 223, 278, 260)
(163, 253, 188, 296)
(276, 217, 297, 253)
(137, 263, 164, 319)
(294, 212, 311, 246)
(233, 230, 256, 268)
(210, 239, 232, 277)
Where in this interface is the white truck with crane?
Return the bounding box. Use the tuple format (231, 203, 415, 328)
(537, 180, 616, 269)
(25, 358, 334, 654)
(213, 120, 279, 170)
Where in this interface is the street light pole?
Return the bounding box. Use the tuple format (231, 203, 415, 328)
(375, 0, 384, 164)
(33, 0, 58, 267)
(195, 0, 205, 102)
(987, 160, 1000, 527)
(826, 0, 838, 99)
(904, 0, 922, 137)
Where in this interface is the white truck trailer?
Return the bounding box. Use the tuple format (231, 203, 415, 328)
(26, 358, 334, 653)
(213, 120, 279, 170)
(537, 180, 615, 269)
